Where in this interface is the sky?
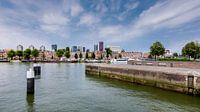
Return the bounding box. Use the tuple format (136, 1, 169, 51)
(0, 0, 200, 52)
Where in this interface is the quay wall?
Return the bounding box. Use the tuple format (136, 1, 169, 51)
(128, 60, 200, 69)
(86, 64, 200, 95)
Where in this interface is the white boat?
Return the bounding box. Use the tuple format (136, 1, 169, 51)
(110, 58, 128, 64)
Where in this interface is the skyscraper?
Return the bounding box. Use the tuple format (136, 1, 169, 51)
(99, 41, 104, 52)
(51, 44, 57, 51)
(72, 46, 78, 52)
(94, 44, 98, 52)
(77, 46, 82, 52)
(82, 47, 86, 52)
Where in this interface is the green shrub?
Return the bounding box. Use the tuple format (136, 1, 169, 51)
(158, 58, 190, 61)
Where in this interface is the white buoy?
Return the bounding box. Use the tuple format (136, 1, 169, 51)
(33, 63, 41, 79)
(27, 68, 35, 94)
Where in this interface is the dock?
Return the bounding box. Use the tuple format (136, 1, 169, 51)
(85, 64, 200, 95)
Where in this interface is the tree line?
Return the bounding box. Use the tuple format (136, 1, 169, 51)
(150, 41, 200, 60)
(7, 49, 40, 60)
(7, 47, 113, 60)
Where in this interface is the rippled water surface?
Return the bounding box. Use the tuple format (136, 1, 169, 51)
(0, 63, 200, 112)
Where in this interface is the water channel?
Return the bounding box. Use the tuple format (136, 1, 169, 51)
(0, 63, 200, 112)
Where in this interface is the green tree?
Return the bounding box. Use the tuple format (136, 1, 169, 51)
(74, 53, 78, 59)
(23, 49, 31, 60)
(79, 52, 83, 59)
(85, 52, 89, 59)
(173, 52, 178, 58)
(56, 49, 64, 59)
(31, 49, 39, 59)
(105, 48, 112, 59)
(182, 41, 200, 59)
(150, 41, 165, 60)
(65, 51, 71, 58)
(7, 50, 16, 60)
(92, 52, 95, 59)
(16, 50, 23, 60)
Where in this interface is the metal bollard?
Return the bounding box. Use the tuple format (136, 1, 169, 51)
(33, 64, 41, 79)
(27, 68, 35, 94)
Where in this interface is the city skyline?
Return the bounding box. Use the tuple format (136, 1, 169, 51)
(0, 0, 200, 52)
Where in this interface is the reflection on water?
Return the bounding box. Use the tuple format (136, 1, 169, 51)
(26, 94, 35, 112)
(85, 75, 200, 112)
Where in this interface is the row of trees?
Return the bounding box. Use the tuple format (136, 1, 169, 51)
(150, 41, 200, 60)
(7, 49, 39, 60)
(55, 47, 113, 60)
(7, 47, 113, 60)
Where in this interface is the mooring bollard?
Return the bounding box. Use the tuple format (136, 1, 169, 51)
(33, 64, 41, 79)
(27, 68, 35, 94)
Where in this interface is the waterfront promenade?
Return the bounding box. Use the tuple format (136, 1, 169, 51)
(86, 63, 200, 95)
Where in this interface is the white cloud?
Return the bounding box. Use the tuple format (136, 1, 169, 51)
(99, 0, 200, 43)
(134, 0, 200, 29)
(1, 0, 200, 51)
(168, 37, 200, 53)
(118, 1, 139, 21)
(42, 13, 69, 25)
(0, 24, 50, 49)
(125, 1, 139, 11)
(40, 12, 70, 32)
(79, 13, 100, 26)
(70, 2, 84, 17)
(95, 0, 108, 15)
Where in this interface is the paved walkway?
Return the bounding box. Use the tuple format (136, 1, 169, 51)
(86, 64, 200, 76)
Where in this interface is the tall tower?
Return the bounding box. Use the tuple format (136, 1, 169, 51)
(94, 44, 98, 52)
(51, 44, 57, 52)
(99, 41, 104, 52)
(82, 47, 86, 52)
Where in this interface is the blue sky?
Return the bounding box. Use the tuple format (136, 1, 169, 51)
(0, 0, 200, 52)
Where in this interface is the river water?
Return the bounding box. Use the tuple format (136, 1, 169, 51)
(0, 63, 200, 112)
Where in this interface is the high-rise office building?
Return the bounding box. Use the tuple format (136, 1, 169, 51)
(94, 44, 98, 52)
(77, 46, 82, 52)
(17, 45, 23, 51)
(99, 41, 104, 52)
(72, 46, 78, 52)
(51, 44, 57, 51)
(82, 47, 86, 52)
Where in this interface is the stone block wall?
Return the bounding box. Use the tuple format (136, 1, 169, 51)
(86, 64, 200, 95)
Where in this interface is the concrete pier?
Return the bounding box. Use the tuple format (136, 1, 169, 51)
(85, 64, 200, 95)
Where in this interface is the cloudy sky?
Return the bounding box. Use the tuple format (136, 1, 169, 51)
(0, 0, 200, 52)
